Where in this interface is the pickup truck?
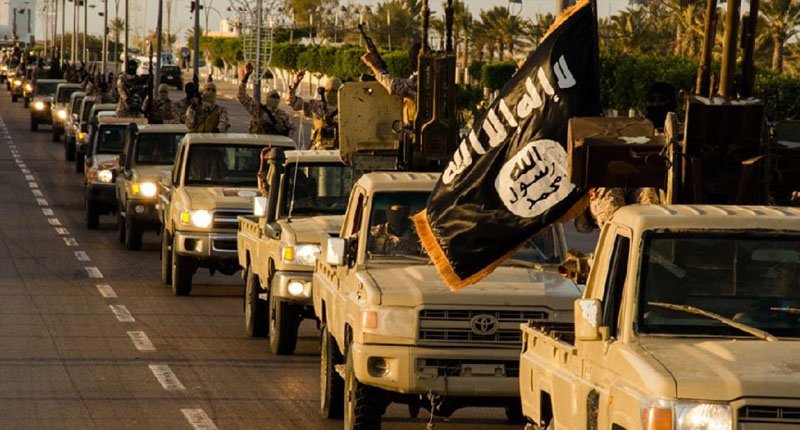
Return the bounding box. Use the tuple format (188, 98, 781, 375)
(116, 123, 187, 250)
(83, 117, 148, 229)
(29, 79, 65, 132)
(158, 133, 295, 296)
(520, 204, 800, 430)
(237, 149, 353, 355)
(63, 91, 87, 161)
(75, 103, 116, 173)
(313, 171, 580, 428)
(51, 83, 83, 142)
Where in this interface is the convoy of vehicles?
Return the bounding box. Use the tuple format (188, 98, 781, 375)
(237, 149, 353, 354)
(157, 133, 294, 296)
(28, 79, 65, 132)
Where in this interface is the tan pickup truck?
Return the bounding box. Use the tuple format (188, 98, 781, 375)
(158, 133, 295, 296)
(313, 171, 580, 428)
(520, 204, 800, 430)
(237, 149, 353, 355)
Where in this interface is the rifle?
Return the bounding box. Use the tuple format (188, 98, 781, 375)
(358, 23, 386, 71)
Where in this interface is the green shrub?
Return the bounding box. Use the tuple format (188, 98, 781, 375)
(481, 61, 517, 91)
(468, 60, 485, 80)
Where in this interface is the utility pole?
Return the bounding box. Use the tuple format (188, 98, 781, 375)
(193, 0, 200, 82)
(124, 0, 129, 65)
(83, 0, 88, 63)
(60, 0, 65, 62)
(155, 0, 163, 89)
(254, 0, 263, 103)
(102, 0, 108, 74)
(72, 0, 77, 63)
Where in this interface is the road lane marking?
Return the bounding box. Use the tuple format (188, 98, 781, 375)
(32, 189, 42, 196)
(21, 168, 29, 174)
(127, 331, 156, 351)
(42, 208, 54, 216)
(149, 364, 185, 391)
(55, 227, 69, 235)
(85, 267, 103, 278)
(63, 237, 78, 247)
(181, 409, 218, 430)
(28, 182, 38, 189)
(24, 175, 33, 181)
(95, 284, 116, 298)
(109, 305, 135, 322)
(47, 218, 61, 226)
(74, 251, 90, 262)
(36, 198, 47, 206)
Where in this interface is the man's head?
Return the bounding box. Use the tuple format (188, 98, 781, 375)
(264, 89, 280, 110)
(158, 84, 170, 101)
(323, 76, 342, 107)
(409, 42, 423, 71)
(184, 81, 196, 99)
(125, 59, 137, 76)
(202, 82, 217, 105)
(386, 204, 410, 235)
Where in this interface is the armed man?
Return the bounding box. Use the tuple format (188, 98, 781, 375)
(143, 84, 180, 124)
(185, 82, 230, 133)
(117, 59, 150, 118)
(175, 81, 197, 124)
(285, 70, 340, 149)
(369, 204, 420, 255)
(238, 63, 294, 138)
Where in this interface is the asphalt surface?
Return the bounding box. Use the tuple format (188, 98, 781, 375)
(0, 87, 523, 429)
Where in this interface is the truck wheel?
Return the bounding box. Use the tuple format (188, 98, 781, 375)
(23, 97, 28, 108)
(11, 95, 17, 102)
(116, 212, 126, 244)
(245, 269, 267, 337)
(268, 289, 300, 355)
(85, 200, 100, 229)
(320, 326, 344, 419)
(125, 214, 143, 251)
(171, 243, 194, 296)
(505, 403, 525, 424)
(161, 230, 172, 285)
(75, 152, 84, 173)
(52, 127, 60, 142)
(343, 348, 382, 430)
(30, 120, 37, 132)
(65, 138, 75, 161)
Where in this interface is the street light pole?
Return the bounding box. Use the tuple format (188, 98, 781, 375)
(193, 0, 200, 82)
(155, 0, 163, 89)
(102, 0, 108, 74)
(124, 0, 129, 65)
(253, 0, 263, 104)
(83, 0, 88, 63)
(60, 0, 65, 61)
(72, 0, 77, 63)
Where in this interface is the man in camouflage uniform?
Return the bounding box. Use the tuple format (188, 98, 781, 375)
(185, 82, 230, 133)
(117, 60, 150, 118)
(369, 204, 420, 255)
(143, 84, 180, 124)
(239, 63, 294, 138)
(580, 187, 661, 231)
(285, 71, 340, 149)
(361, 42, 421, 125)
(175, 81, 197, 124)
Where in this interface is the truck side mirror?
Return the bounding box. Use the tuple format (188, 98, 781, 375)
(326, 237, 347, 267)
(574, 299, 604, 341)
(253, 196, 267, 217)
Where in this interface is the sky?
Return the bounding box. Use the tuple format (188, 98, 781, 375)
(36, 0, 632, 45)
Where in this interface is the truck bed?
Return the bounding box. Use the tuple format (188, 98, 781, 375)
(237, 216, 262, 269)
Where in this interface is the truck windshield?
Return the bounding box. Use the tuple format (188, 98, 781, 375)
(81, 101, 95, 122)
(35, 82, 59, 96)
(280, 163, 354, 217)
(95, 125, 126, 154)
(638, 232, 800, 339)
(71, 96, 84, 115)
(506, 226, 565, 266)
(135, 133, 185, 165)
(184, 144, 262, 187)
(367, 192, 429, 260)
(57, 87, 80, 103)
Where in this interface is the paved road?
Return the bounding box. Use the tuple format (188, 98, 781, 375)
(0, 89, 520, 429)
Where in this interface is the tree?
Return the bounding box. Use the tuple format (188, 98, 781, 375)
(473, 6, 528, 61)
(761, 0, 800, 72)
(109, 18, 125, 61)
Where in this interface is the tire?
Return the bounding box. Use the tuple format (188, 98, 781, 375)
(65, 138, 75, 161)
(171, 240, 194, 296)
(85, 198, 100, 229)
(75, 152, 84, 173)
(320, 326, 344, 419)
(161, 229, 172, 285)
(116, 211, 126, 243)
(268, 287, 300, 355)
(343, 347, 382, 430)
(11, 95, 17, 102)
(30, 120, 37, 132)
(52, 127, 60, 142)
(244, 269, 268, 337)
(125, 212, 143, 251)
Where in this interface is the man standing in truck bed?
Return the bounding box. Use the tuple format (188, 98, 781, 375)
(185, 82, 230, 133)
(238, 63, 294, 138)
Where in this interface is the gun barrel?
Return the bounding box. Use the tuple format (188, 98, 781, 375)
(445, 0, 453, 53)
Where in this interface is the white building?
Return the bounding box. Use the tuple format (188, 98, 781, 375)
(0, 0, 36, 43)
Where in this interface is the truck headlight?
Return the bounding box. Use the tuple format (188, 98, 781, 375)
(77, 131, 86, 141)
(24, 83, 32, 92)
(12, 79, 21, 87)
(281, 244, 320, 266)
(180, 210, 213, 228)
(287, 280, 309, 297)
(642, 399, 731, 430)
(57, 109, 67, 120)
(360, 307, 417, 339)
(34, 101, 45, 111)
(132, 182, 157, 197)
(97, 169, 114, 183)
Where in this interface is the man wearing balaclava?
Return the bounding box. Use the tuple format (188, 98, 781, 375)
(285, 70, 340, 149)
(175, 81, 197, 124)
(238, 62, 294, 138)
(144, 84, 180, 124)
(117, 59, 150, 118)
(369, 204, 420, 256)
(185, 82, 230, 133)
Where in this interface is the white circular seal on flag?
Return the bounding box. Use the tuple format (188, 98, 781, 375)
(494, 139, 575, 218)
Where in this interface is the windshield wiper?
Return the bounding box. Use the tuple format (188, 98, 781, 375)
(505, 259, 544, 270)
(648, 301, 778, 341)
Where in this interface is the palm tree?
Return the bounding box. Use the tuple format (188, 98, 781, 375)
(452, 0, 473, 67)
(524, 13, 555, 49)
(474, 7, 528, 61)
(760, 0, 800, 72)
(109, 18, 124, 62)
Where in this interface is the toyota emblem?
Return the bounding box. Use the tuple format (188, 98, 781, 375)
(470, 314, 499, 336)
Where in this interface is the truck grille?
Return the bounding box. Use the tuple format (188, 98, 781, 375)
(212, 210, 249, 230)
(739, 405, 800, 425)
(418, 308, 550, 346)
(418, 359, 519, 377)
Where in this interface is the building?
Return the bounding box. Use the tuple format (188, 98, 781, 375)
(0, 0, 36, 44)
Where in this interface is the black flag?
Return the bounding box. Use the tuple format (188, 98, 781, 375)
(414, 0, 601, 290)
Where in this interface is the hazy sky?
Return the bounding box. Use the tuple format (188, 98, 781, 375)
(37, 0, 631, 44)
